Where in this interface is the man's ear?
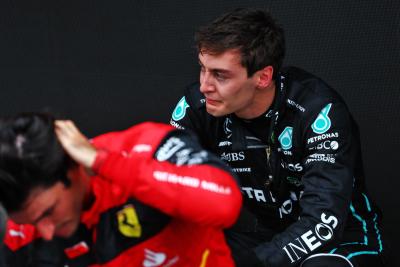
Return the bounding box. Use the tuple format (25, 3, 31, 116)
(257, 66, 274, 88)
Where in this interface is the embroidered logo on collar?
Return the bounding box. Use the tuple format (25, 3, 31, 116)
(223, 117, 232, 138)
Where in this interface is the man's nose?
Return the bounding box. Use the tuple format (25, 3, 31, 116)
(200, 72, 215, 94)
(36, 218, 56, 241)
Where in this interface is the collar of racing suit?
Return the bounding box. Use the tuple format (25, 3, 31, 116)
(229, 73, 288, 203)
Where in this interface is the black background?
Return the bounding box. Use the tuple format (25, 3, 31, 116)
(1, 0, 399, 265)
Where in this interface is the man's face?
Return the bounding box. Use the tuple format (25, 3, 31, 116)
(9, 170, 86, 241)
(198, 49, 260, 118)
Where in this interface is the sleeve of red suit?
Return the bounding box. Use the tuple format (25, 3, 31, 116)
(91, 122, 242, 228)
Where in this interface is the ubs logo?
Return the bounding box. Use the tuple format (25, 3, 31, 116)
(220, 151, 245, 162)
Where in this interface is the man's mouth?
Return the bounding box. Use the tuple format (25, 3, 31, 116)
(206, 98, 220, 106)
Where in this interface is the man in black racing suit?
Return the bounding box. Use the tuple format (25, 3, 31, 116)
(170, 8, 389, 267)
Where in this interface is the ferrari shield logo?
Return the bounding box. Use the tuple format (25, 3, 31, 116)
(117, 204, 142, 238)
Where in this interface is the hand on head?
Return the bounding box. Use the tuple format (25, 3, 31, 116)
(55, 120, 97, 169)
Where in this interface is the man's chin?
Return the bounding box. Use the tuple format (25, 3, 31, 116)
(206, 106, 228, 117)
(56, 220, 79, 238)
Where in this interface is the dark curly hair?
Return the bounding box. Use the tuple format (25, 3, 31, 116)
(195, 8, 285, 78)
(0, 113, 72, 213)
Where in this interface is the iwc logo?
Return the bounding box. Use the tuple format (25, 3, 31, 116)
(278, 127, 293, 150)
(312, 103, 332, 134)
(172, 97, 189, 121)
(117, 204, 142, 238)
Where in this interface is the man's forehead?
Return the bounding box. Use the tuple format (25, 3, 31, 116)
(198, 50, 243, 69)
(9, 205, 39, 224)
(10, 184, 60, 224)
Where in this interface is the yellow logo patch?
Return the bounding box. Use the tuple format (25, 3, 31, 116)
(117, 204, 142, 238)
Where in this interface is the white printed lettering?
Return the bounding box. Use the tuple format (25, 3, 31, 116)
(301, 230, 322, 251)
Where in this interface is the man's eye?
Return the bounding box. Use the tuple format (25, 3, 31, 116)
(42, 206, 54, 218)
(215, 72, 226, 82)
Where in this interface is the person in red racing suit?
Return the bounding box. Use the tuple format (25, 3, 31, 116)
(0, 113, 241, 267)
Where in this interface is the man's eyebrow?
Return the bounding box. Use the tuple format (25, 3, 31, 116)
(198, 60, 232, 74)
(211, 68, 231, 74)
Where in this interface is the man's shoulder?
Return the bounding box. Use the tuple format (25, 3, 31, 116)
(92, 122, 174, 152)
(281, 66, 347, 114)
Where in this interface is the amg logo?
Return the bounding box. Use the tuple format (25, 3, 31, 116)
(282, 213, 338, 263)
(220, 151, 245, 162)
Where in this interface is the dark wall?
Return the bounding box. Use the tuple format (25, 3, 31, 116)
(1, 0, 399, 265)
